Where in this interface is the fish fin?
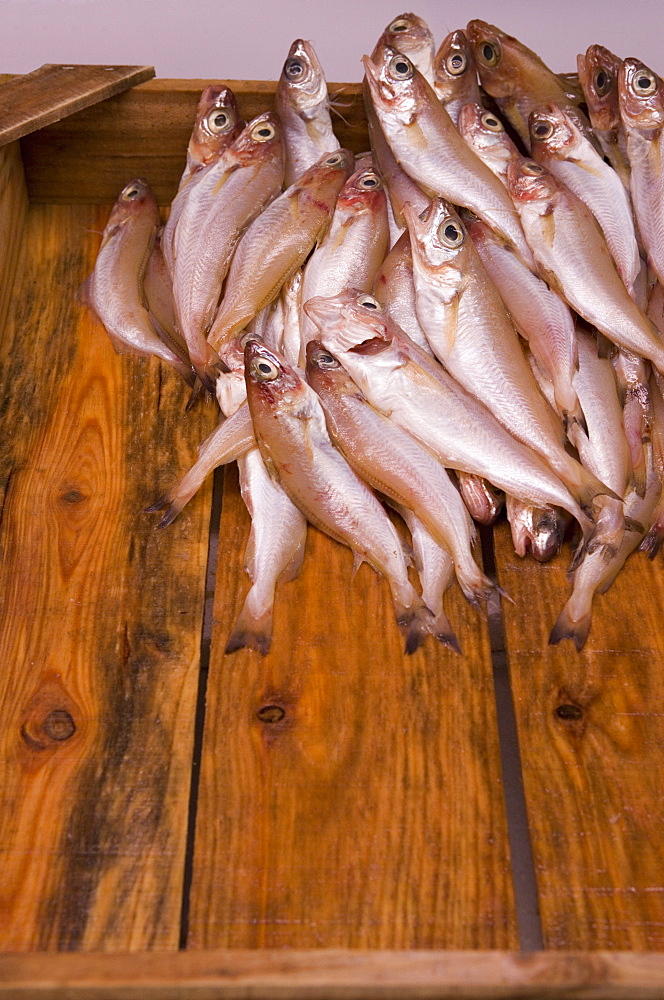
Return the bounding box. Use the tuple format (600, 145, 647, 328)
(571, 472, 622, 515)
(624, 516, 645, 534)
(563, 404, 588, 437)
(225, 592, 273, 657)
(549, 603, 592, 651)
(443, 292, 459, 354)
(396, 600, 436, 655)
(458, 572, 512, 608)
(186, 378, 205, 411)
(76, 274, 93, 307)
(278, 533, 307, 584)
(431, 615, 462, 655)
(351, 551, 366, 579)
(639, 524, 664, 558)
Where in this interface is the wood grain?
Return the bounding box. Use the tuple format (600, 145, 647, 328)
(493, 520, 664, 949)
(19, 80, 368, 205)
(0, 64, 155, 146)
(0, 203, 216, 950)
(0, 142, 28, 338)
(187, 465, 516, 950)
(3, 950, 664, 998)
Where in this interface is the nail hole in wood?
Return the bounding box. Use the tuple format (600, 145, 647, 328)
(257, 705, 285, 724)
(555, 703, 583, 721)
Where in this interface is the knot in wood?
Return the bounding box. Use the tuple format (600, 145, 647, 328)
(60, 487, 85, 505)
(43, 709, 76, 741)
(257, 704, 285, 724)
(555, 703, 583, 721)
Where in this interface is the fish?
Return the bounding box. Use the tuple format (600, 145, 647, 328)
(618, 58, 664, 287)
(300, 164, 389, 358)
(466, 19, 594, 149)
(244, 338, 436, 653)
(207, 148, 354, 368)
(373, 12, 435, 85)
(162, 85, 244, 276)
(305, 340, 499, 607)
(640, 371, 664, 556)
(457, 473, 505, 525)
(145, 402, 256, 526)
(372, 229, 432, 354)
(529, 103, 640, 297)
(80, 179, 194, 385)
(506, 158, 664, 376)
(612, 348, 651, 497)
(279, 268, 304, 368)
(275, 39, 340, 186)
(457, 102, 518, 183)
(404, 199, 602, 501)
(432, 30, 483, 126)
(363, 94, 430, 230)
(171, 112, 285, 391)
(363, 42, 535, 269)
(577, 45, 631, 186)
(304, 289, 599, 530)
(505, 496, 566, 562)
(143, 226, 187, 360)
(391, 503, 460, 652)
(227, 448, 308, 655)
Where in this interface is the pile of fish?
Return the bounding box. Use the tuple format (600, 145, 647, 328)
(80, 14, 664, 655)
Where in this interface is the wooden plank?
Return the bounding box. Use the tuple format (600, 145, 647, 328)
(187, 466, 516, 950)
(0, 64, 155, 146)
(0, 203, 216, 949)
(4, 950, 664, 999)
(0, 141, 28, 338)
(493, 520, 664, 949)
(19, 80, 368, 205)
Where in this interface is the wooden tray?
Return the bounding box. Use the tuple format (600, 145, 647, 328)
(1, 69, 664, 999)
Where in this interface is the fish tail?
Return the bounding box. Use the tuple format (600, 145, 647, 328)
(458, 569, 512, 608)
(639, 520, 664, 559)
(192, 343, 228, 395)
(394, 597, 436, 655)
(569, 469, 622, 516)
(145, 466, 207, 528)
(431, 611, 462, 654)
(225, 593, 273, 657)
(549, 601, 592, 651)
(562, 399, 588, 436)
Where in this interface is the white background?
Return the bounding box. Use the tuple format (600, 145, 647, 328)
(4, 0, 664, 83)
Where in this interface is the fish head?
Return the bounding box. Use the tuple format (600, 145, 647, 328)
(374, 12, 435, 78)
(577, 45, 622, 132)
(403, 198, 468, 279)
(619, 58, 664, 131)
(244, 338, 304, 409)
(466, 19, 522, 98)
(304, 290, 393, 353)
(277, 39, 328, 116)
(190, 85, 244, 164)
(336, 166, 386, 215)
(295, 148, 355, 204)
(106, 178, 158, 231)
(362, 43, 425, 125)
(432, 29, 477, 100)
(457, 102, 513, 158)
(529, 104, 577, 159)
(506, 157, 557, 207)
(305, 339, 358, 395)
(228, 112, 284, 170)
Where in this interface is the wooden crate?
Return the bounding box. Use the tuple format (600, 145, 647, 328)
(1, 69, 664, 999)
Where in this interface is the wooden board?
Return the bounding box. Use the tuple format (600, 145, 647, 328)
(0, 203, 216, 950)
(493, 521, 664, 949)
(0, 142, 28, 337)
(187, 466, 517, 950)
(4, 949, 664, 999)
(19, 79, 368, 205)
(0, 64, 155, 146)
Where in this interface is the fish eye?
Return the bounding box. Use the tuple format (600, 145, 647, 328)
(635, 70, 657, 95)
(531, 119, 554, 140)
(388, 17, 410, 32)
(437, 217, 464, 248)
(594, 68, 611, 95)
(284, 57, 305, 80)
(480, 111, 503, 132)
(522, 160, 545, 176)
(251, 122, 276, 141)
(205, 108, 232, 134)
(250, 356, 280, 381)
(446, 51, 467, 76)
(357, 171, 380, 189)
(479, 40, 500, 67)
(312, 349, 339, 368)
(388, 54, 414, 80)
(123, 184, 141, 200)
(358, 294, 380, 309)
(325, 152, 345, 166)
